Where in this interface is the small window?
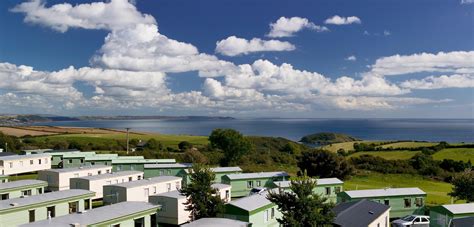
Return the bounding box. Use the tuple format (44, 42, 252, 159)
(47, 206, 55, 218)
(160, 170, 165, 176)
(138, 175, 142, 180)
(325, 187, 331, 195)
(415, 198, 424, 207)
(68, 159, 72, 164)
(153, 186, 157, 194)
(85, 199, 91, 210)
(37, 188, 43, 194)
(68, 201, 78, 214)
(80, 159, 84, 163)
(88, 173, 93, 176)
(404, 198, 411, 208)
(38, 159, 42, 164)
(22, 190, 32, 196)
(129, 177, 133, 181)
(384, 200, 389, 206)
(167, 170, 171, 175)
(29, 210, 35, 222)
(98, 170, 102, 175)
(106, 169, 110, 173)
(167, 183, 171, 192)
(256, 181, 261, 187)
(271, 207, 275, 219)
(263, 209, 269, 222)
(225, 190, 230, 199)
(1, 193, 9, 200)
(247, 181, 253, 188)
(9, 162, 13, 168)
(30, 160, 33, 165)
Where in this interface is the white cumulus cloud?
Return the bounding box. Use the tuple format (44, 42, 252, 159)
(346, 55, 357, 61)
(215, 36, 295, 56)
(400, 74, 474, 89)
(267, 17, 328, 38)
(324, 15, 361, 25)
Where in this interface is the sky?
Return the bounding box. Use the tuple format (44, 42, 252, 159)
(0, 0, 473, 118)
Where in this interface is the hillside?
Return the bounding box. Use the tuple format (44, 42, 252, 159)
(300, 132, 359, 146)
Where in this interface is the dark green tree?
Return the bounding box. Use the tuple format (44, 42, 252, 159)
(297, 150, 353, 180)
(179, 165, 224, 220)
(267, 176, 335, 227)
(449, 169, 474, 202)
(178, 141, 193, 151)
(209, 129, 252, 166)
(145, 138, 162, 150)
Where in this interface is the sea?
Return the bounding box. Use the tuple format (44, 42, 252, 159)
(33, 118, 474, 143)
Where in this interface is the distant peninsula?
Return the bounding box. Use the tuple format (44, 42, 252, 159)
(299, 132, 360, 146)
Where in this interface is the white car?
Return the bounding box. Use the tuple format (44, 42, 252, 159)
(249, 187, 267, 195)
(392, 215, 430, 227)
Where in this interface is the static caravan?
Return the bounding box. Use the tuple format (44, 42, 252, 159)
(149, 190, 190, 225)
(38, 165, 112, 191)
(0, 189, 94, 226)
(20, 201, 160, 227)
(182, 166, 243, 185)
(182, 218, 250, 227)
(0, 180, 47, 200)
(143, 163, 192, 179)
(222, 172, 289, 197)
(103, 176, 182, 205)
(82, 153, 119, 166)
(60, 152, 97, 168)
(333, 199, 391, 227)
(222, 192, 282, 227)
(112, 158, 176, 172)
(70, 171, 143, 199)
(0, 154, 51, 175)
(0, 175, 7, 183)
(272, 178, 343, 203)
(212, 183, 232, 203)
(337, 187, 426, 218)
(430, 203, 474, 227)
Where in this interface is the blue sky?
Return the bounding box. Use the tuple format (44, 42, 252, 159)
(0, 0, 473, 118)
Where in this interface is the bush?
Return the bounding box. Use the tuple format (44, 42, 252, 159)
(297, 150, 354, 180)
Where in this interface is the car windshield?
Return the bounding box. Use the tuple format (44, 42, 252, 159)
(402, 216, 416, 221)
(250, 188, 261, 193)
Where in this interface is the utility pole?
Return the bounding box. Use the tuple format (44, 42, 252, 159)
(125, 128, 130, 154)
(4, 142, 7, 153)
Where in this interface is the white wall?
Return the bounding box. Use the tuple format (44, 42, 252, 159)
(213, 184, 232, 203)
(125, 179, 182, 202)
(70, 172, 143, 199)
(0, 155, 51, 175)
(152, 196, 190, 225)
(38, 166, 112, 191)
(368, 209, 390, 227)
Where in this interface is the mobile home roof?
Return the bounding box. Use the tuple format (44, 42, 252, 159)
(225, 171, 288, 180)
(228, 192, 272, 211)
(20, 201, 160, 227)
(0, 153, 51, 161)
(442, 203, 474, 214)
(73, 171, 143, 181)
(0, 180, 47, 190)
(144, 163, 192, 169)
(0, 189, 94, 211)
(104, 176, 181, 188)
(344, 187, 426, 198)
(41, 165, 110, 173)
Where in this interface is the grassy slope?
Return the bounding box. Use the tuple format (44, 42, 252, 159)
(32, 133, 209, 148)
(379, 141, 438, 149)
(432, 148, 474, 162)
(322, 141, 379, 152)
(345, 172, 460, 205)
(348, 150, 421, 160)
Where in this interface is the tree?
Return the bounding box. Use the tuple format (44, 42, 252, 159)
(209, 129, 252, 166)
(281, 143, 301, 154)
(145, 138, 162, 150)
(297, 150, 353, 180)
(267, 176, 335, 227)
(178, 141, 193, 151)
(449, 169, 474, 202)
(179, 165, 224, 220)
(182, 149, 208, 164)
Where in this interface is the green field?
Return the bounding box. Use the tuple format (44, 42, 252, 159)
(322, 141, 379, 152)
(379, 141, 437, 149)
(432, 148, 474, 162)
(33, 133, 209, 148)
(348, 150, 421, 160)
(345, 172, 460, 205)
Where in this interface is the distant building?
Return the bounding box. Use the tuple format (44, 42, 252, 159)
(144, 163, 192, 178)
(103, 176, 182, 205)
(271, 178, 343, 203)
(60, 152, 97, 168)
(20, 201, 160, 227)
(0, 180, 47, 200)
(430, 203, 474, 227)
(38, 165, 112, 191)
(112, 158, 176, 172)
(182, 166, 243, 185)
(221, 172, 289, 197)
(0, 154, 51, 175)
(70, 171, 143, 199)
(337, 187, 426, 218)
(182, 218, 250, 227)
(332, 199, 390, 227)
(0, 189, 94, 226)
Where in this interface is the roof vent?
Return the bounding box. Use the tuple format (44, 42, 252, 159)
(10, 203, 19, 207)
(368, 211, 374, 215)
(70, 223, 80, 227)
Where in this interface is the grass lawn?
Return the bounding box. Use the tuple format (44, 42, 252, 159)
(33, 133, 209, 148)
(344, 172, 461, 205)
(348, 150, 421, 160)
(432, 148, 474, 162)
(323, 141, 380, 152)
(379, 141, 437, 149)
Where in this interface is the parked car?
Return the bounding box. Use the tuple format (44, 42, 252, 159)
(392, 215, 430, 227)
(249, 187, 267, 195)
